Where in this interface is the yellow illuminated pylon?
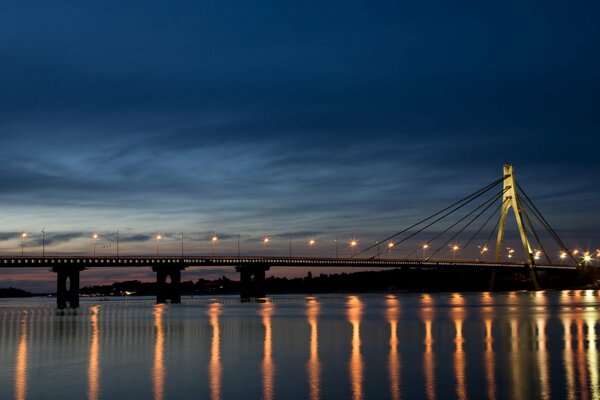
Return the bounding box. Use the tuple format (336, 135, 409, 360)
(494, 164, 539, 288)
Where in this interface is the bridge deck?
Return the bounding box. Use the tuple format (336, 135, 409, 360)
(0, 256, 578, 271)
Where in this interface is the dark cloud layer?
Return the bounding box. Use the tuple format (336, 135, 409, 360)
(0, 0, 599, 290)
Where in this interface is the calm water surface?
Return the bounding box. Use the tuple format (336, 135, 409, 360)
(1, 291, 600, 400)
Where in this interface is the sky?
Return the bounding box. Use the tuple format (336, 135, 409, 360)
(1, 0, 599, 291)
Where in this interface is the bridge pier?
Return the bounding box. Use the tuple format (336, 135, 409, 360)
(153, 264, 185, 304)
(53, 265, 84, 309)
(236, 264, 270, 299)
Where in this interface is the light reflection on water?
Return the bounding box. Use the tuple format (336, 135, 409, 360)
(208, 303, 222, 400)
(261, 302, 275, 400)
(153, 305, 165, 400)
(1, 292, 600, 400)
(306, 299, 320, 400)
(88, 305, 100, 400)
(347, 296, 363, 400)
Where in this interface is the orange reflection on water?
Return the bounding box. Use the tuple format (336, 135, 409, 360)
(484, 318, 496, 400)
(88, 306, 100, 400)
(421, 295, 436, 400)
(576, 320, 589, 400)
(15, 313, 28, 400)
(306, 299, 320, 400)
(452, 305, 467, 400)
(153, 305, 165, 400)
(261, 302, 275, 400)
(347, 296, 363, 400)
(510, 319, 524, 400)
(586, 317, 599, 400)
(208, 303, 222, 400)
(535, 316, 550, 400)
(386, 296, 401, 400)
(562, 317, 576, 400)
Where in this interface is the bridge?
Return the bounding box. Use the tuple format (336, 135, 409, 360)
(0, 165, 587, 308)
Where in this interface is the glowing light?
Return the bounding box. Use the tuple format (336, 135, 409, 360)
(423, 244, 429, 249)
(560, 252, 567, 260)
(156, 235, 162, 241)
(263, 236, 270, 244)
(211, 235, 218, 242)
(350, 240, 358, 248)
(92, 233, 98, 240)
(573, 249, 579, 256)
(308, 239, 316, 246)
(388, 242, 395, 249)
(21, 231, 27, 238)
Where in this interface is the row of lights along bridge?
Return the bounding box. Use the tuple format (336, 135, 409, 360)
(14, 230, 600, 265)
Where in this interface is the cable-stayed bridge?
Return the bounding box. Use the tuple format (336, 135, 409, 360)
(0, 165, 587, 308)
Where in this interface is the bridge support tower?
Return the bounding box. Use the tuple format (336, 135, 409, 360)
(493, 164, 540, 290)
(153, 264, 185, 304)
(236, 264, 270, 299)
(53, 265, 84, 309)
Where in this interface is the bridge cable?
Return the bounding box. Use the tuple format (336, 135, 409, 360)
(404, 187, 508, 259)
(353, 176, 508, 258)
(425, 189, 508, 260)
(518, 198, 552, 264)
(519, 199, 577, 266)
(369, 185, 504, 259)
(461, 196, 507, 255)
(516, 183, 578, 264)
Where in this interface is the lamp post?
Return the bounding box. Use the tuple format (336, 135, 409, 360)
(451, 244, 459, 260)
(263, 236, 270, 256)
(422, 243, 429, 259)
(211, 234, 218, 257)
(20, 231, 27, 256)
(116, 230, 119, 257)
(335, 237, 339, 258)
(156, 234, 162, 257)
(478, 245, 489, 260)
(308, 239, 316, 257)
(92, 232, 98, 257)
(180, 232, 184, 258)
(506, 247, 514, 260)
(349, 239, 358, 257)
(41, 228, 45, 258)
(387, 242, 395, 256)
(560, 251, 567, 264)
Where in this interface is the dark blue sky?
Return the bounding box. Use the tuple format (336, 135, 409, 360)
(1, 1, 599, 289)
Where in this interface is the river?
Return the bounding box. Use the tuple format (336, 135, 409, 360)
(1, 291, 599, 399)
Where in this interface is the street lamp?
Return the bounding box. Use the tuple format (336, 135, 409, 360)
(451, 244, 459, 260)
(92, 232, 98, 257)
(506, 247, 514, 259)
(41, 228, 46, 258)
(211, 234, 218, 256)
(20, 231, 27, 256)
(180, 232, 184, 258)
(334, 237, 339, 258)
(308, 239, 316, 257)
(583, 251, 592, 265)
(263, 236, 270, 256)
(349, 239, 358, 256)
(116, 230, 120, 257)
(387, 242, 395, 255)
(533, 250, 542, 261)
(422, 243, 429, 259)
(560, 251, 567, 264)
(156, 234, 162, 256)
(478, 245, 489, 260)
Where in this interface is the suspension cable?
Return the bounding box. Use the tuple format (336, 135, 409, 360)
(353, 176, 508, 258)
